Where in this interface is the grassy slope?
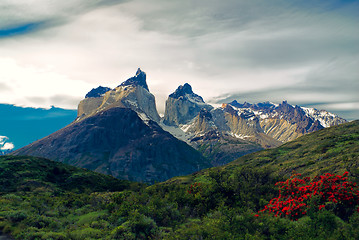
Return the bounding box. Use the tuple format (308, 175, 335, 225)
(228, 120, 359, 178)
(0, 121, 358, 239)
(0, 156, 142, 194)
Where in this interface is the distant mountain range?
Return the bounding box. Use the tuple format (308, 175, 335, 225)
(12, 68, 347, 182)
(161, 82, 346, 166)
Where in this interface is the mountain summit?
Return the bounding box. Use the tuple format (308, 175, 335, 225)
(119, 68, 149, 91)
(163, 83, 213, 126)
(78, 68, 160, 122)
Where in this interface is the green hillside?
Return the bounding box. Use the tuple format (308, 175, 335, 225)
(1, 121, 358, 239)
(228, 119, 359, 178)
(0, 156, 142, 194)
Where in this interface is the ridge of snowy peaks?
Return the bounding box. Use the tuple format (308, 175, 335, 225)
(162, 87, 347, 166)
(228, 100, 347, 129)
(77, 68, 160, 122)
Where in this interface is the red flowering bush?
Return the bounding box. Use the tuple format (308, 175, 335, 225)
(187, 182, 202, 195)
(256, 172, 359, 220)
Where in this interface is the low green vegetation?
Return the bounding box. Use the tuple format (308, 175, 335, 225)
(0, 121, 358, 239)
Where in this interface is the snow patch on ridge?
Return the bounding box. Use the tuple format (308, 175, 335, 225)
(302, 107, 340, 128)
(185, 93, 206, 105)
(159, 121, 193, 143)
(228, 132, 251, 140)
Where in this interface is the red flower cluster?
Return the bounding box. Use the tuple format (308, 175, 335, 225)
(187, 182, 201, 195)
(256, 172, 359, 220)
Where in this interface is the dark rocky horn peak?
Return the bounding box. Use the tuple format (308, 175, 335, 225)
(180, 83, 193, 94)
(229, 100, 252, 108)
(169, 83, 204, 102)
(85, 86, 112, 98)
(276, 100, 294, 112)
(119, 68, 149, 91)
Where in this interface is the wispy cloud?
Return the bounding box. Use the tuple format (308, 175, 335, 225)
(0, 135, 14, 150)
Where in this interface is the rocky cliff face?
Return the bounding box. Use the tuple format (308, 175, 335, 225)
(13, 107, 209, 183)
(162, 85, 347, 165)
(161, 86, 270, 166)
(163, 83, 213, 126)
(228, 100, 347, 143)
(186, 109, 263, 166)
(77, 68, 160, 122)
(212, 104, 282, 148)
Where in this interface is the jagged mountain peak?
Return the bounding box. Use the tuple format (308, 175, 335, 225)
(85, 86, 112, 98)
(77, 68, 160, 122)
(170, 83, 193, 96)
(229, 100, 276, 110)
(164, 84, 213, 126)
(119, 68, 149, 91)
(229, 100, 252, 108)
(221, 103, 237, 115)
(169, 83, 204, 103)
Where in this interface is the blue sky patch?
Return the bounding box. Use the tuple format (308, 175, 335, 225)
(0, 22, 44, 38)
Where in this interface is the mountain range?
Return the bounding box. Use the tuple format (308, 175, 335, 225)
(12, 68, 347, 182)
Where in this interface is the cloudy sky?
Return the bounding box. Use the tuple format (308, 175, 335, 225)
(0, 0, 358, 120)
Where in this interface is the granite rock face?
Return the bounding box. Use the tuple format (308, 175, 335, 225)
(187, 109, 263, 166)
(163, 83, 213, 126)
(13, 107, 209, 183)
(162, 85, 347, 166)
(77, 68, 160, 122)
(228, 100, 347, 143)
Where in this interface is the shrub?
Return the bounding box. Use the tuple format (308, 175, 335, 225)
(256, 172, 359, 220)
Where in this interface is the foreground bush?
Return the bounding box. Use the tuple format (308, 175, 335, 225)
(257, 172, 359, 220)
